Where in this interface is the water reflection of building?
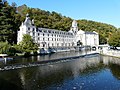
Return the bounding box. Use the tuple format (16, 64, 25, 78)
(102, 56, 109, 65)
(102, 56, 120, 65)
(16, 56, 102, 90)
(17, 14, 99, 49)
(2, 55, 120, 90)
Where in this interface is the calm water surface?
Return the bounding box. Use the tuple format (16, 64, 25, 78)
(0, 51, 95, 66)
(0, 52, 120, 90)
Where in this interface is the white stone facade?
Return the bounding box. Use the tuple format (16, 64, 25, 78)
(76, 30, 99, 46)
(17, 14, 99, 49)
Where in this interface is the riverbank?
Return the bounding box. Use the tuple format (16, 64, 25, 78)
(0, 52, 99, 71)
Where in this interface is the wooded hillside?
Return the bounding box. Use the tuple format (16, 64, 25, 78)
(17, 4, 118, 44)
(0, 1, 118, 44)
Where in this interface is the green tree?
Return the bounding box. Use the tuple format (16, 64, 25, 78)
(0, 1, 12, 43)
(0, 42, 11, 54)
(0, 42, 17, 56)
(18, 34, 38, 56)
(99, 34, 107, 44)
(0, 1, 21, 44)
(108, 31, 120, 47)
(16, 4, 118, 45)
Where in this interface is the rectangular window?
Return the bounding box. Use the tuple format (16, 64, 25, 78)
(39, 30, 42, 32)
(33, 28, 35, 31)
(33, 32, 35, 36)
(57, 43, 59, 46)
(48, 31, 51, 33)
(28, 27, 30, 30)
(44, 30, 47, 33)
(28, 32, 30, 35)
(36, 28, 38, 32)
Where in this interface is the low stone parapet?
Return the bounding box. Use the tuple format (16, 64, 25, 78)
(99, 49, 120, 58)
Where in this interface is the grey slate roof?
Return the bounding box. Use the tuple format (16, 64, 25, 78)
(37, 28, 73, 35)
(85, 31, 97, 34)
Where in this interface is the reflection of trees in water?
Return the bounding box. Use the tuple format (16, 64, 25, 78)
(101, 55, 120, 80)
(109, 63, 120, 80)
(0, 70, 23, 90)
(36, 68, 73, 90)
(79, 63, 105, 76)
(18, 56, 107, 90)
(1, 55, 120, 90)
(74, 56, 105, 76)
(0, 78, 23, 90)
(20, 56, 120, 90)
(6, 56, 105, 90)
(18, 67, 39, 90)
(18, 64, 74, 90)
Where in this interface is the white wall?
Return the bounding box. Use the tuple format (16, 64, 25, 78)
(17, 15, 99, 49)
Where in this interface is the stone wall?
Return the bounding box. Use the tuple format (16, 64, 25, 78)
(99, 48, 120, 58)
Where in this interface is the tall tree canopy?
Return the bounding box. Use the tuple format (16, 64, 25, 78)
(108, 31, 120, 47)
(17, 5, 117, 44)
(0, 2, 119, 45)
(18, 34, 38, 54)
(0, 1, 21, 44)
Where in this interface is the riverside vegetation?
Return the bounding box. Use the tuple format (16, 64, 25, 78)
(0, 0, 120, 56)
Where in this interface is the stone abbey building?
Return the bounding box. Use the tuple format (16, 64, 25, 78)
(17, 14, 99, 49)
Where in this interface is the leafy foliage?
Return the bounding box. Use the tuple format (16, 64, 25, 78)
(108, 31, 120, 47)
(77, 20, 117, 44)
(18, 34, 38, 55)
(0, 42, 10, 54)
(7, 46, 17, 56)
(0, 2, 119, 45)
(17, 5, 118, 44)
(0, 1, 21, 44)
(0, 42, 17, 55)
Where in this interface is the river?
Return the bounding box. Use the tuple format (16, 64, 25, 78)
(0, 51, 120, 90)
